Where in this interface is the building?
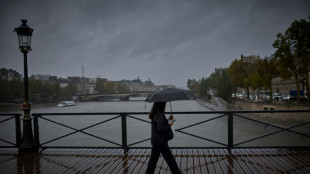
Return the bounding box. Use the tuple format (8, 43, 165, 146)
(0, 68, 22, 80)
(32, 74, 57, 83)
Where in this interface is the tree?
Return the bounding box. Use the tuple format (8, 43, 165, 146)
(187, 79, 200, 93)
(206, 68, 233, 102)
(227, 58, 245, 97)
(257, 57, 278, 101)
(198, 77, 209, 98)
(228, 55, 259, 99)
(95, 78, 107, 94)
(273, 18, 310, 101)
(106, 81, 115, 93)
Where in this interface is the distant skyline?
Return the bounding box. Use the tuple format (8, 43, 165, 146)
(1, 0, 309, 88)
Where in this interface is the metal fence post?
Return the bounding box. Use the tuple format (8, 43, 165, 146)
(33, 115, 40, 149)
(228, 112, 233, 154)
(121, 114, 128, 153)
(15, 114, 21, 148)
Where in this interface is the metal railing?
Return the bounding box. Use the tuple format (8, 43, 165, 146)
(1, 111, 309, 152)
(30, 110, 310, 153)
(0, 113, 22, 148)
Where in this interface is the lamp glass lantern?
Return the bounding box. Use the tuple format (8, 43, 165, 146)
(14, 19, 33, 53)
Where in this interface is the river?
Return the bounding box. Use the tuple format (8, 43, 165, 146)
(0, 97, 309, 147)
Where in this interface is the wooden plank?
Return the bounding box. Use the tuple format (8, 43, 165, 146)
(98, 149, 124, 173)
(0, 149, 18, 173)
(85, 148, 119, 173)
(260, 148, 291, 173)
(247, 148, 283, 173)
(91, 149, 121, 173)
(196, 149, 209, 173)
(241, 149, 269, 174)
(119, 149, 145, 173)
(208, 149, 224, 173)
(78, 148, 111, 173)
(278, 149, 310, 174)
(286, 150, 310, 173)
(217, 149, 241, 174)
(1, 148, 310, 174)
(290, 150, 310, 167)
(77, 148, 106, 172)
(180, 149, 189, 173)
(201, 149, 217, 174)
(62, 148, 101, 173)
(254, 148, 286, 173)
(229, 149, 247, 174)
(174, 149, 183, 173)
(186, 149, 194, 174)
(268, 148, 306, 174)
(129, 149, 149, 173)
(57, 148, 97, 173)
(233, 148, 254, 174)
(125, 149, 143, 173)
(16, 151, 41, 173)
(42, 148, 80, 173)
(111, 149, 136, 173)
(211, 149, 228, 173)
(192, 149, 203, 174)
(138, 149, 152, 173)
(239, 149, 268, 174)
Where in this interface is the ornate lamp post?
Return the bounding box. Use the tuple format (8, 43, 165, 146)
(14, 19, 36, 152)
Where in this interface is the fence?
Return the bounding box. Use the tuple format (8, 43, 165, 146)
(32, 110, 310, 152)
(1, 111, 310, 153)
(0, 113, 21, 148)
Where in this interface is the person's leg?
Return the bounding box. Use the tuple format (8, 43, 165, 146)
(158, 144, 180, 174)
(146, 146, 161, 174)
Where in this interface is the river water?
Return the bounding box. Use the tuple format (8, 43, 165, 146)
(0, 97, 309, 147)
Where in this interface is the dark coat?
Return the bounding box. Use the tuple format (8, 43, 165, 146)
(151, 112, 174, 145)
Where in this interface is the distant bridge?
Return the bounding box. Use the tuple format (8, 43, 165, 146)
(78, 91, 154, 101)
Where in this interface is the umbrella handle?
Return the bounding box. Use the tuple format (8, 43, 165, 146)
(170, 101, 172, 114)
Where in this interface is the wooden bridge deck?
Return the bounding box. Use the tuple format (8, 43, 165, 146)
(0, 148, 309, 173)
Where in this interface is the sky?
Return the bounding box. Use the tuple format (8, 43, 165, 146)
(0, 0, 309, 88)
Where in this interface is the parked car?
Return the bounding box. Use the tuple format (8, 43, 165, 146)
(281, 95, 290, 101)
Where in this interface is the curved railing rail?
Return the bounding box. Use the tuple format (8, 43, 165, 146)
(0, 113, 22, 148)
(30, 110, 310, 153)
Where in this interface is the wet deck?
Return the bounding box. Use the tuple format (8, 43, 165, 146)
(0, 148, 310, 173)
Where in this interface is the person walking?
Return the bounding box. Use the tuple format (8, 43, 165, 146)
(146, 102, 180, 174)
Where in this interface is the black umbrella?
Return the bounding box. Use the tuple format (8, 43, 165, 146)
(145, 88, 195, 113)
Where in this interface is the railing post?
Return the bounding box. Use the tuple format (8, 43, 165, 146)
(33, 115, 40, 149)
(228, 112, 233, 154)
(121, 114, 128, 153)
(15, 114, 21, 148)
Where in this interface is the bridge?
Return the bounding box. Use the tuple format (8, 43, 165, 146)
(0, 110, 309, 173)
(78, 92, 154, 101)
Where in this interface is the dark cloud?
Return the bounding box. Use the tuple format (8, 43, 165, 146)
(1, 0, 309, 87)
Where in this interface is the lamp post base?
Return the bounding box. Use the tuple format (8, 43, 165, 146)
(19, 104, 38, 153)
(19, 117, 38, 153)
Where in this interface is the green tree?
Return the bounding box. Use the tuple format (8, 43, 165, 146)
(106, 81, 115, 93)
(187, 79, 200, 93)
(227, 58, 245, 97)
(116, 82, 129, 93)
(215, 69, 233, 101)
(257, 57, 278, 101)
(273, 18, 310, 101)
(9, 78, 24, 98)
(198, 77, 209, 98)
(95, 78, 107, 94)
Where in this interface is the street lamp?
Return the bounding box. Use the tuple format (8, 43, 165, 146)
(14, 19, 36, 152)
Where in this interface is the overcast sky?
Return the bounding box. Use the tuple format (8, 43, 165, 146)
(0, 0, 309, 88)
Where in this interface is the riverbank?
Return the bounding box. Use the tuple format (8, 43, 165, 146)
(195, 97, 310, 130)
(195, 97, 227, 111)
